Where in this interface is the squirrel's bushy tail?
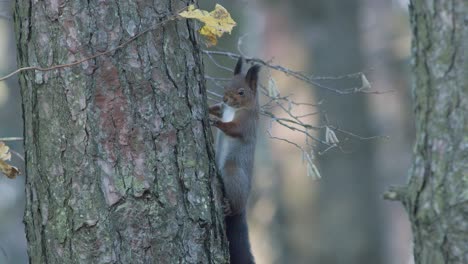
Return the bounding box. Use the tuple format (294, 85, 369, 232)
(226, 210, 255, 264)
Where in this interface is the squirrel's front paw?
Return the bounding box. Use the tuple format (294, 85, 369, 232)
(209, 116, 221, 127)
(223, 198, 233, 216)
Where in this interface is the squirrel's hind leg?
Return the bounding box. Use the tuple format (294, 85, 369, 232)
(222, 161, 251, 216)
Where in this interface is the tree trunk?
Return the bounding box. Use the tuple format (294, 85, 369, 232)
(14, 0, 228, 263)
(400, 0, 467, 263)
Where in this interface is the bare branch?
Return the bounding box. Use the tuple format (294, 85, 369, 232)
(0, 7, 188, 81)
(203, 52, 234, 72)
(266, 128, 306, 153)
(10, 149, 24, 162)
(205, 76, 229, 90)
(207, 97, 219, 103)
(329, 126, 389, 141)
(266, 125, 322, 179)
(206, 89, 223, 98)
(0, 13, 11, 20)
(202, 50, 394, 95)
(204, 49, 392, 178)
(236, 33, 249, 58)
(383, 186, 408, 202)
(0, 137, 23, 141)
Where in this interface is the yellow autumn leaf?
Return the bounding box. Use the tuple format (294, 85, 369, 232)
(0, 141, 11, 161)
(0, 141, 19, 179)
(179, 4, 236, 46)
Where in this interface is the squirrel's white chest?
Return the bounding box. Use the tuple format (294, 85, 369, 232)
(222, 105, 236, 122)
(216, 105, 237, 168)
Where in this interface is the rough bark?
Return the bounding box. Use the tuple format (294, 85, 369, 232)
(14, 0, 228, 263)
(401, 0, 467, 263)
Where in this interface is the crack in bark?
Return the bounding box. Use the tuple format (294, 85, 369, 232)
(18, 0, 227, 262)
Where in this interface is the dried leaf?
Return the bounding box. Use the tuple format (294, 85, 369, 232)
(0, 160, 19, 179)
(179, 4, 237, 47)
(305, 152, 321, 179)
(0, 141, 19, 179)
(268, 77, 279, 98)
(325, 126, 339, 145)
(361, 73, 371, 90)
(307, 162, 321, 179)
(0, 141, 11, 161)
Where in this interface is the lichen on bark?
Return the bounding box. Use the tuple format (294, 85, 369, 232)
(404, 0, 468, 263)
(14, 0, 228, 263)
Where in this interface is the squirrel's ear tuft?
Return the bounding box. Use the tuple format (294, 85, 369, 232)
(234, 57, 243, 75)
(245, 65, 261, 91)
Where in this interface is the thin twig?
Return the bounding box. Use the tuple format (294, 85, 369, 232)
(207, 89, 223, 98)
(0, 137, 23, 142)
(295, 112, 320, 118)
(330, 126, 389, 141)
(0, 7, 188, 81)
(205, 76, 227, 90)
(202, 50, 394, 95)
(203, 52, 233, 72)
(0, 13, 11, 21)
(236, 33, 249, 58)
(207, 97, 219, 103)
(10, 149, 24, 162)
(266, 128, 306, 153)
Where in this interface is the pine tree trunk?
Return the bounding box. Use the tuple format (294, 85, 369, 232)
(14, 0, 228, 263)
(398, 0, 467, 263)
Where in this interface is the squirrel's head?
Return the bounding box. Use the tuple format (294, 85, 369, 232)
(223, 57, 260, 109)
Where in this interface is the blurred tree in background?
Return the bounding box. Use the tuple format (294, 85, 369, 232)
(289, 0, 384, 263)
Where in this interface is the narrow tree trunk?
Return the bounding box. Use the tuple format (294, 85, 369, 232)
(14, 0, 228, 263)
(400, 0, 467, 263)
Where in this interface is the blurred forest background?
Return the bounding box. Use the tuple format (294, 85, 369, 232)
(1, 0, 415, 263)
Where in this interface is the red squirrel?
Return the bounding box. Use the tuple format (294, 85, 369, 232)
(209, 58, 260, 264)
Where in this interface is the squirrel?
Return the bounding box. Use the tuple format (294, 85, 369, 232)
(209, 57, 260, 264)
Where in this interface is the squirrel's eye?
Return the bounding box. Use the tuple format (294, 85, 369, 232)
(238, 89, 245, 96)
